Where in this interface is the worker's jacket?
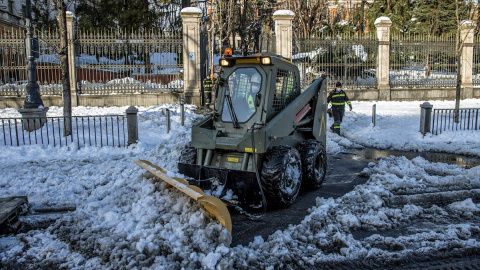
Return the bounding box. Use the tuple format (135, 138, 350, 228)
(327, 89, 351, 109)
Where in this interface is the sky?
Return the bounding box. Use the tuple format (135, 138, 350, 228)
(0, 98, 479, 269)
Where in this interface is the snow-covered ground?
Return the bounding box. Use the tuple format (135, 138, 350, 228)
(1, 99, 480, 269)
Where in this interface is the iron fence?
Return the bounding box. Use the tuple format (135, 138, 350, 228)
(0, 27, 183, 97)
(1, 115, 127, 148)
(75, 29, 183, 94)
(259, 30, 276, 55)
(390, 34, 457, 88)
(432, 108, 479, 135)
(293, 33, 378, 90)
(0, 27, 62, 96)
(2, 25, 478, 98)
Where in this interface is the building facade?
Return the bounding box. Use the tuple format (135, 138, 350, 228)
(0, 0, 26, 30)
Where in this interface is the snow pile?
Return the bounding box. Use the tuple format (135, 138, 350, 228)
(211, 156, 480, 269)
(1, 99, 480, 269)
(0, 104, 231, 269)
(334, 99, 480, 157)
(209, 157, 480, 269)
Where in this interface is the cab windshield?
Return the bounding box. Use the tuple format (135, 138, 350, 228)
(221, 68, 262, 123)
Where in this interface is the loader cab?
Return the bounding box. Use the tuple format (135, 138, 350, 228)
(215, 56, 270, 134)
(215, 55, 301, 134)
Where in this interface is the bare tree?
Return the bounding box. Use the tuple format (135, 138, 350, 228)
(282, 0, 329, 38)
(212, 0, 275, 55)
(56, 0, 72, 136)
(216, 0, 236, 50)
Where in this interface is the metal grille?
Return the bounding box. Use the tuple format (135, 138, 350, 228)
(1, 115, 127, 148)
(0, 27, 62, 96)
(432, 108, 479, 135)
(273, 68, 298, 112)
(293, 33, 378, 90)
(75, 29, 183, 94)
(390, 34, 457, 88)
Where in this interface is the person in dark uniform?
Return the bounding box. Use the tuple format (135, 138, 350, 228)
(327, 82, 352, 134)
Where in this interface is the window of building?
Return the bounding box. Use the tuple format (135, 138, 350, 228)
(8, 1, 14, 14)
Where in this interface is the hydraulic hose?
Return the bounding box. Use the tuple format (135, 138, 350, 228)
(222, 122, 268, 220)
(250, 123, 268, 215)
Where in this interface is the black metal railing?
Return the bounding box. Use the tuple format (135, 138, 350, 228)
(1, 115, 127, 148)
(432, 108, 479, 135)
(390, 34, 457, 88)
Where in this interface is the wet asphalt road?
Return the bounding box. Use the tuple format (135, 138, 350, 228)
(231, 151, 371, 246)
(230, 149, 480, 269)
(231, 147, 480, 246)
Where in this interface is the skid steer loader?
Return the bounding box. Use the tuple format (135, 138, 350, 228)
(135, 54, 328, 233)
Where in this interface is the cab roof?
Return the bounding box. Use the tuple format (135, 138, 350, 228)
(220, 55, 296, 69)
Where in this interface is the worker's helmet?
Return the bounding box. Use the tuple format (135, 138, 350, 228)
(251, 73, 261, 84)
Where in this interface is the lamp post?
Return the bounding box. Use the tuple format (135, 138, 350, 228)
(24, 0, 43, 108)
(19, 0, 48, 132)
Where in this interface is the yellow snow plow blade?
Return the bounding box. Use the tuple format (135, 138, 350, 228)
(134, 160, 232, 233)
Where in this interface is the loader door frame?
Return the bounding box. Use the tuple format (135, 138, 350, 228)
(215, 66, 268, 134)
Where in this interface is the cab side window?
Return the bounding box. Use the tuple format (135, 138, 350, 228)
(273, 68, 299, 112)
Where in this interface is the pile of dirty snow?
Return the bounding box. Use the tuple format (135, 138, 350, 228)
(1, 100, 480, 269)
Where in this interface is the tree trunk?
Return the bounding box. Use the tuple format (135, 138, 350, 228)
(58, 0, 72, 136)
(455, 49, 461, 123)
(454, 0, 461, 123)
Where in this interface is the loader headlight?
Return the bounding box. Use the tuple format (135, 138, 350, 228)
(261, 57, 272, 65)
(220, 59, 232, 67)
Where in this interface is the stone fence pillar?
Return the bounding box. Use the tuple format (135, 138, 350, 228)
(375, 17, 392, 101)
(273, 10, 295, 60)
(461, 20, 476, 99)
(181, 7, 202, 106)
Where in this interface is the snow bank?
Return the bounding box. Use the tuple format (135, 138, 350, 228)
(1, 99, 480, 269)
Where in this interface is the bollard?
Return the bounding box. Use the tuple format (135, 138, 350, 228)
(126, 106, 138, 145)
(180, 96, 185, 126)
(166, 109, 171, 134)
(372, 104, 376, 127)
(420, 102, 433, 135)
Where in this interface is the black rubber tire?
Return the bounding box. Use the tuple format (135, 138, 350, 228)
(297, 140, 327, 189)
(178, 145, 196, 164)
(261, 145, 302, 208)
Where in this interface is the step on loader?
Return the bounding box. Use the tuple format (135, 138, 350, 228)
(136, 53, 328, 233)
